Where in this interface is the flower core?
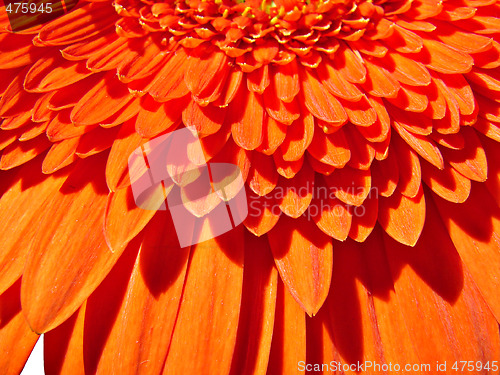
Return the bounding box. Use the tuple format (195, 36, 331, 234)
(115, 0, 386, 68)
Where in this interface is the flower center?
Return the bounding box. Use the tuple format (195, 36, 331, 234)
(113, 0, 387, 68)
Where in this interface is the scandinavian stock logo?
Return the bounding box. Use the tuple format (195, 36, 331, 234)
(128, 127, 248, 248)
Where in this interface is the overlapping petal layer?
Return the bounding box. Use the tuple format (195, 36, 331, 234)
(1, 0, 500, 373)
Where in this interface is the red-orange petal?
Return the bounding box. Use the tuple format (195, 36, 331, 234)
(96, 211, 190, 375)
(378, 185, 425, 246)
(21, 154, 124, 333)
(268, 215, 333, 316)
(162, 228, 244, 375)
(229, 234, 278, 375)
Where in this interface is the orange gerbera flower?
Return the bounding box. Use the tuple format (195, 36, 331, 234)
(1, 0, 500, 373)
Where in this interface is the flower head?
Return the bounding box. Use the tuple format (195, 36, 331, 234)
(1, 0, 500, 373)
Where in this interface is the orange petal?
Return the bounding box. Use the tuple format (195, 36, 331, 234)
(434, 20, 493, 53)
(371, 148, 399, 197)
(344, 95, 378, 126)
(104, 187, 158, 252)
(310, 180, 353, 240)
(393, 121, 444, 169)
(441, 128, 487, 182)
(256, 115, 287, 155)
(83, 237, 141, 374)
(185, 50, 229, 104)
(144, 49, 190, 101)
(333, 44, 367, 84)
(357, 96, 390, 142)
(247, 65, 270, 94)
(383, 203, 500, 363)
(324, 238, 390, 367)
(0, 135, 51, 170)
(76, 126, 120, 158)
(47, 110, 96, 142)
(393, 135, 422, 197)
(420, 39, 473, 74)
(0, 67, 38, 118)
(60, 33, 119, 61)
(24, 54, 91, 93)
(71, 72, 133, 126)
(344, 126, 376, 170)
(263, 88, 300, 126)
(388, 102, 432, 134)
(21, 154, 124, 333)
(422, 161, 471, 203)
(214, 69, 243, 107)
(0, 34, 45, 69)
(363, 60, 400, 98)
(248, 152, 278, 196)
(267, 280, 306, 374)
(280, 111, 314, 161)
(42, 138, 79, 174)
(136, 95, 186, 138)
(301, 68, 348, 125)
(273, 150, 304, 178)
(277, 162, 314, 218)
(0, 163, 67, 293)
(386, 52, 431, 86)
(378, 185, 425, 246)
(117, 39, 167, 82)
(48, 74, 103, 112)
(38, 3, 117, 45)
(348, 188, 378, 242)
(306, 152, 336, 175)
(229, 234, 278, 375)
(162, 228, 244, 375)
(0, 281, 39, 374)
(95, 211, 190, 375)
(436, 73, 475, 115)
(307, 127, 351, 168)
(272, 59, 300, 102)
(482, 134, 500, 206)
(344, 230, 422, 368)
(209, 138, 251, 182)
(325, 166, 371, 206)
(106, 119, 147, 191)
(244, 190, 281, 236)
(19, 120, 49, 142)
(230, 89, 264, 150)
(268, 214, 333, 316)
(44, 304, 86, 375)
(182, 100, 225, 137)
(316, 61, 363, 101)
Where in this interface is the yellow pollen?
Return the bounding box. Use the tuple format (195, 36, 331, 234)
(223, 8, 229, 17)
(215, 0, 222, 3)
(270, 15, 279, 24)
(242, 6, 252, 16)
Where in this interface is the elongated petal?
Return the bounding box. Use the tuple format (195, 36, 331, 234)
(0, 281, 39, 375)
(266, 280, 306, 375)
(21, 154, 125, 333)
(0, 162, 70, 294)
(104, 187, 158, 252)
(378, 185, 425, 246)
(433, 183, 500, 322)
(44, 305, 86, 375)
(230, 234, 278, 375)
(96, 211, 190, 375)
(268, 215, 333, 316)
(162, 228, 244, 375)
